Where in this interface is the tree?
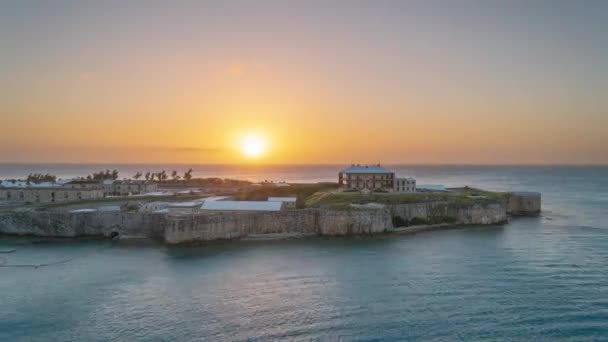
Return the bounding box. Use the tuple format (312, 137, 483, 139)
(184, 168, 193, 181)
(145, 172, 151, 181)
(87, 170, 116, 180)
(26, 173, 57, 183)
(159, 170, 168, 181)
(133, 172, 142, 180)
(171, 170, 178, 180)
(149, 173, 155, 181)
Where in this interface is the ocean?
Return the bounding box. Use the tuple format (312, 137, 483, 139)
(1, 165, 607, 341)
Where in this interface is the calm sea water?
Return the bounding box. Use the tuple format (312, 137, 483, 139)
(1, 165, 607, 341)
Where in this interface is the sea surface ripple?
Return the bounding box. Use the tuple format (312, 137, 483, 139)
(1, 165, 607, 341)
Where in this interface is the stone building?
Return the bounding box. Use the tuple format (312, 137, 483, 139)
(62, 180, 104, 190)
(63, 179, 157, 196)
(338, 164, 416, 193)
(0, 187, 104, 204)
(102, 180, 158, 196)
(394, 177, 416, 193)
(0, 178, 158, 204)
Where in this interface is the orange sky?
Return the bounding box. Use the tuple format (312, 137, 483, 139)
(1, 1, 607, 164)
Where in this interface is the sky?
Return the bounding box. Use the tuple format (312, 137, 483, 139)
(1, 0, 607, 164)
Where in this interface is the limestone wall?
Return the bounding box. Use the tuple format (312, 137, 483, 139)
(317, 209, 392, 235)
(165, 210, 318, 243)
(507, 192, 541, 216)
(0, 194, 538, 243)
(390, 201, 508, 225)
(0, 211, 166, 239)
(163, 209, 393, 244)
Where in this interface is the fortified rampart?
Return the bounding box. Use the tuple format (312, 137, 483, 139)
(0, 192, 541, 244)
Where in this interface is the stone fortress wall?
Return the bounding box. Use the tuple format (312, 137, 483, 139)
(0, 193, 540, 244)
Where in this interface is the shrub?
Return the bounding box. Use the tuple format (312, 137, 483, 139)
(392, 215, 408, 227)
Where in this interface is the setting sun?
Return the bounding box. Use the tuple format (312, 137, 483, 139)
(240, 133, 267, 158)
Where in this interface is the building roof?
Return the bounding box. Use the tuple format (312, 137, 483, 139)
(201, 200, 282, 211)
(268, 197, 297, 202)
(340, 164, 393, 174)
(202, 196, 230, 202)
(69, 209, 98, 213)
(0, 181, 60, 188)
(396, 177, 416, 181)
(168, 202, 201, 208)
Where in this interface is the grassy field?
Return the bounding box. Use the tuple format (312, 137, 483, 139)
(305, 188, 509, 209)
(233, 183, 339, 209)
(5, 183, 507, 213)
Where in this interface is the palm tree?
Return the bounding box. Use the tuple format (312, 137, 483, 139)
(184, 168, 193, 181)
(160, 170, 168, 182)
(133, 172, 142, 180)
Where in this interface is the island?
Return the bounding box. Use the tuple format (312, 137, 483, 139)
(0, 166, 541, 244)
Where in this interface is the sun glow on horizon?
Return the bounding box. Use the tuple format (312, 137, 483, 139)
(240, 133, 267, 158)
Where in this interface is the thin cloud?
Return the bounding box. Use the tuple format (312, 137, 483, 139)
(147, 146, 223, 154)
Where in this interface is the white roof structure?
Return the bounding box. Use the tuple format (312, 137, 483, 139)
(168, 202, 201, 208)
(202, 196, 230, 202)
(268, 197, 297, 203)
(201, 200, 282, 211)
(69, 209, 98, 213)
(340, 165, 393, 174)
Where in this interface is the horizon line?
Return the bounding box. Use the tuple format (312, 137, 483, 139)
(1, 162, 607, 167)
